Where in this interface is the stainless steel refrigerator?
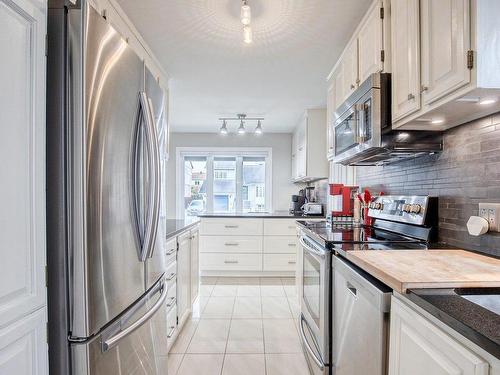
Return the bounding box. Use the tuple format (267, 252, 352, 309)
(47, 1, 169, 373)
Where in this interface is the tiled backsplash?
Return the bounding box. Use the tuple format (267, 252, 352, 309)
(357, 112, 500, 257)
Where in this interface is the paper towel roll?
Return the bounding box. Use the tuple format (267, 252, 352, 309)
(466, 216, 489, 236)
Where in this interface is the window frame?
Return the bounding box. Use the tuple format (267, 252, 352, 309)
(176, 147, 273, 218)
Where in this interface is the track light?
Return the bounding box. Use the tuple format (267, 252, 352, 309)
(255, 120, 263, 134)
(238, 120, 246, 134)
(220, 120, 228, 135)
(240, 0, 251, 26)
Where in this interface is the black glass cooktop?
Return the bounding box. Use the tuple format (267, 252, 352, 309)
(297, 220, 428, 254)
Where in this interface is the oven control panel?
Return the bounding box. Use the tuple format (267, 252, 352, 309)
(367, 196, 432, 226)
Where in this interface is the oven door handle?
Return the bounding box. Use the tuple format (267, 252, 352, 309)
(299, 314, 326, 371)
(299, 237, 325, 258)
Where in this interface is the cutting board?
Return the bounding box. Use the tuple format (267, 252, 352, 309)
(345, 250, 500, 293)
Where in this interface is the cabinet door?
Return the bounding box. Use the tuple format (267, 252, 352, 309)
(391, 0, 421, 121)
(0, 309, 47, 375)
(389, 297, 489, 375)
(326, 79, 336, 159)
(176, 232, 191, 325)
(358, 2, 384, 83)
(420, 0, 471, 105)
(341, 39, 359, 102)
(296, 117, 307, 179)
(190, 227, 199, 305)
(334, 65, 345, 110)
(0, 0, 46, 327)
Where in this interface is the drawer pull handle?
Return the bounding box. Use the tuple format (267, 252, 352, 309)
(224, 260, 239, 264)
(167, 326, 176, 339)
(288, 261, 296, 264)
(166, 297, 177, 307)
(165, 249, 176, 256)
(224, 242, 239, 246)
(166, 272, 176, 281)
(288, 243, 297, 247)
(225, 225, 239, 228)
(407, 93, 415, 100)
(347, 281, 357, 296)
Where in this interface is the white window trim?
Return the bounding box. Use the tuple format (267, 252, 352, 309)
(176, 147, 273, 218)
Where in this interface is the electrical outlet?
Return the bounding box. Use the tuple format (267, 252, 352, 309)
(478, 203, 500, 232)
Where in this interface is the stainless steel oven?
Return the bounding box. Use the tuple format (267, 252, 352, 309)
(299, 235, 332, 375)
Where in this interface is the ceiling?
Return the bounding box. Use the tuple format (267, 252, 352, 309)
(116, 0, 371, 133)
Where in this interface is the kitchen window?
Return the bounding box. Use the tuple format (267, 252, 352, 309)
(177, 148, 272, 218)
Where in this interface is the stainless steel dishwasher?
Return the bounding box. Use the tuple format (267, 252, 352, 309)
(333, 256, 391, 375)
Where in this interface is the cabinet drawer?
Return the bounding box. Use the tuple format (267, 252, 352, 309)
(165, 282, 177, 313)
(263, 219, 298, 235)
(200, 236, 262, 253)
(166, 305, 178, 351)
(165, 261, 177, 289)
(200, 253, 262, 271)
(165, 237, 177, 265)
(263, 254, 297, 271)
(263, 236, 298, 253)
(200, 218, 263, 236)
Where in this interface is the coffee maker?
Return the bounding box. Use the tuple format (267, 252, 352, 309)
(290, 194, 306, 215)
(330, 183, 358, 220)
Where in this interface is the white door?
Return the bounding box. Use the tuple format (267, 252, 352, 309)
(389, 297, 489, 375)
(420, 0, 471, 105)
(177, 231, 191, 325)
(391, 0, 421, 121)
(358, 1, 383, 83)
(341, 39, 359, 103)
(0, 1, 47, 366)
(190, 227, 199, 305)
(0, 308, 47, 375)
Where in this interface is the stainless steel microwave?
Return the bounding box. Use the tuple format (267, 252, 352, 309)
(331, 73, 442, 166)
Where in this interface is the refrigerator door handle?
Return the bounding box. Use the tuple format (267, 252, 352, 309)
(144, 96, 161, 259)
(134, 91, 156, 262)
(100, 275, 167, 352)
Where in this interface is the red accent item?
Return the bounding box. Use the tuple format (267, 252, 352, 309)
(329, 183, 359, 217)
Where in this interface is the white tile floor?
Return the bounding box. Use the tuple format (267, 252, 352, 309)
(168, 277, 310, 375)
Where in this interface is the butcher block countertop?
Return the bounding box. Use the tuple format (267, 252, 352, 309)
(345, 250, 500, 294)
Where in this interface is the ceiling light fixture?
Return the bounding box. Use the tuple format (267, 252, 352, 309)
(431, 119, 444, 125)
(240, 0, 251, 26)
(241, 0, 253, 43)
(479, 98, 497, 105)
(220, 119, 228, 135)
(218, 114, 264, 135)
(255, 120, 263, 134)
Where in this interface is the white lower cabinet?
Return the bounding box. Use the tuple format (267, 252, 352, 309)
(200, 253, 263, 272)
(389, 296, 489, 375)
(176, 231, 191, 328)
(0, 308, 47, 375)
(190, 227, 199, 305)
(263, 254, 296, 272)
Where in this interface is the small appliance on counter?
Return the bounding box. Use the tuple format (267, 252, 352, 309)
(302, 202, 323, 216)
(290, 194, 306, 215)
(330, 183, 359, 220)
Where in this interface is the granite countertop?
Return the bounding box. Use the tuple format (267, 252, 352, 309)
(408, 288, 500, 359)
(164, 217, 200, 239)
(198, 210, 325, 219)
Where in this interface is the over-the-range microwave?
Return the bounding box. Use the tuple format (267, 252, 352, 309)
(331, 73, 443, 166)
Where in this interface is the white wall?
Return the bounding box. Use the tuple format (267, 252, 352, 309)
(166, 132, 299, 218)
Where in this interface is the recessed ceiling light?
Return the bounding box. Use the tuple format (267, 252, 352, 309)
(431, 119, 444, 125)
(479, 98, 497, 105)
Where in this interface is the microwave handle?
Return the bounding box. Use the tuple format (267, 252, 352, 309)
(355, 103, 366, 143)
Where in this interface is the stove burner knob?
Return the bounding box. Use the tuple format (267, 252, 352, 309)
(402, 204, 411, 213)
(374, 202, 383, 210)
(410, 204, 422, 214)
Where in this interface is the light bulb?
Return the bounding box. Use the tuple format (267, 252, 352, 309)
(220, 120, 228, 135)
(240, 2, 251, 26)
(255, 120, 263, 134)
(431, 119, 444, 124)
(243, 25, 252, 44)
(479, 98, 497, 105)
(238, 120, 246, 134)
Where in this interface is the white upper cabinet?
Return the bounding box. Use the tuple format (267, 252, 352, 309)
(326, 79, 336, 159)
(0, 0, 47, 328)
(341, 39, 359, 103)
(389, 297, 489, 375)
(420, 0, 471, 106)
(391, 0, 421, 121)
(327, 0, 389, 117)
(291, 109, 328, 182)
(358, 2, 384, 83)
(392, 0, 500, 130)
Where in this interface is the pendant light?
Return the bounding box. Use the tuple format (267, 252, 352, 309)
(240, 0, 251, 26)
(220, 119, 228, 135)
(243, 25, 252, 44)
(238, 119, 246, 134)
(255, 120, 263, 134)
